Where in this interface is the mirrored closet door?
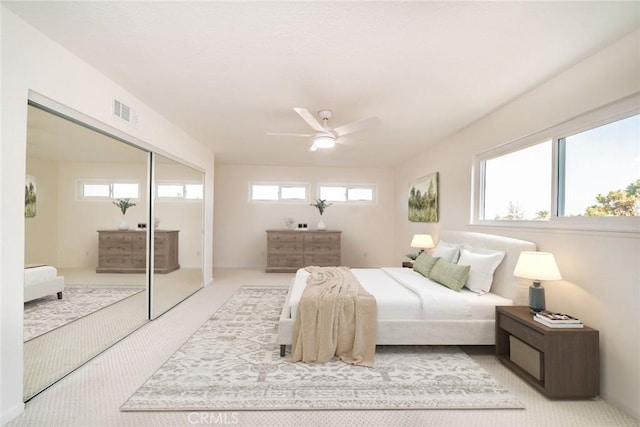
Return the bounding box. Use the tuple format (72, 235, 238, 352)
(23, 103, 150, 400)
(150, 153, 204, 318)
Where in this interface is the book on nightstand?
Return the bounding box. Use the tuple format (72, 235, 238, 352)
(535, 310, 582, 323)
(534, 311, 584, 328)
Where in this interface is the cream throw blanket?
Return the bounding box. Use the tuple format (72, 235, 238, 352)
(290, 266, 377, 367)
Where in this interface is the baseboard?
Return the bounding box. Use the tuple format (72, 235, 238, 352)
(1, 402, 25, 425)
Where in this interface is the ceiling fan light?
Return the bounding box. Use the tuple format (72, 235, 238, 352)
(314, 135, 335, 149)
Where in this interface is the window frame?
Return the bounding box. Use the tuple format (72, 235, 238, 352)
(156, 181, 204, 201)
(318, 183, 377, 204)
(77, 180, 141, 201)
(472, 94, 640, 233)
(249, 182, 309, 203)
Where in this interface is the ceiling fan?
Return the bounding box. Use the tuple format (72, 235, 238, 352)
(268, 108, 380, 151)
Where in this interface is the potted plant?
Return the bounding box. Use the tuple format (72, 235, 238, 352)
(113, 198, 136, 230)
(310, 198, 332, 230)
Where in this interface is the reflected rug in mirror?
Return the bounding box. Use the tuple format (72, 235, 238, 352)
(24, 285, 144, 341)
(121, 287, 523, 411)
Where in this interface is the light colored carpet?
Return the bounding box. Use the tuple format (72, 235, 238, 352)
(24, 291, 147, 401)
(8, 269, 639, 427)
(121, 286, 523, 411)
(24, 285, 144, 341)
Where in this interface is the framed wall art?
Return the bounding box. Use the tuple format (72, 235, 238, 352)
(408, 172, 438, 222)
(25, 175, 36, 218)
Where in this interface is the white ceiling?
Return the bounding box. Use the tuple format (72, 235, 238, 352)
(6, 1, 639, 168)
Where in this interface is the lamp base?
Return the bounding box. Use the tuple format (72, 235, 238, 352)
(529, 282, 546, 313)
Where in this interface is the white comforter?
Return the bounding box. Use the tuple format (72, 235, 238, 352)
(289, 267, 512, 322)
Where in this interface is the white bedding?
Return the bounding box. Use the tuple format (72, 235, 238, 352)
(24, 265, 58, 286)
(279, 230, 537, 350)
(289, 267, 512, 322)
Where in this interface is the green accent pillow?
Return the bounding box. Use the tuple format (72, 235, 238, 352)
(429, 258, 471, 292)
(412, 253, 440, 278)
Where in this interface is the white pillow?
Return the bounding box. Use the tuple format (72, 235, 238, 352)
(457, 247, 505, 294)
(432, 240, 461, 263)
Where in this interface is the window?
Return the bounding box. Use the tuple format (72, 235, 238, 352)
(113, 183, 139, 199)
(250, 183, 308, 202)
(184, 184, 204, 200)
(79, 181, 139, 200)
(82, 183, 110, 198)
(319, 185, 376, 203)
(473, 96, 639, 231)
(157, 183, 203, 200)
(558, 115, 639, 217)
(482, 141, 552, 220)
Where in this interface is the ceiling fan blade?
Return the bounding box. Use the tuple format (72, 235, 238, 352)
(294, 107, 325, 132)
(333, 116, 381, 137)
(266, 132, 314, 137)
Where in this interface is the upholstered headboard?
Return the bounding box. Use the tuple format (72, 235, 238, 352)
(438, 230, 536, 304)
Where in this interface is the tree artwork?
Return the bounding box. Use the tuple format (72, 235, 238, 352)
(408, 172, 438, 222)
(25, 176, 36, 218)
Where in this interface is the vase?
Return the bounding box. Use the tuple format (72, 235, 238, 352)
(317, 216, 327, 231)
(118, 215, 129, 230)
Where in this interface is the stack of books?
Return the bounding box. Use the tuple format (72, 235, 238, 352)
(533, 310, 584, 328)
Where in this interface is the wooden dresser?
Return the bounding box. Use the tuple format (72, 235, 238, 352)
(97, 230, 180, 274)
(265, 229, 341, 273)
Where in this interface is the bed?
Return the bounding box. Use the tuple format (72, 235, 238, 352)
(24, 265, 65, 303)
(278, 230, 536, 356)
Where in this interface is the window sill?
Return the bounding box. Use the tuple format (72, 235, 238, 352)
(470, 218, 640, 238)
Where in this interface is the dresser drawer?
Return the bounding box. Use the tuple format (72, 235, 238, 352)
(304, 240, 340, 254)
(304, 233, 340, 243)
(99, 255, 133, 268)
(99, 233, 132, 244)
(268, 233, 304, 243)
(304, 255, 340, 267)
(132, 255, 146, 268)
(268, 255, 303, 268)
(99, 241, 132, 254)
(268, 241, 304, 254)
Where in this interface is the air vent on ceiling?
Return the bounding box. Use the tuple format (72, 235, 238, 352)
(113, 98, 138, 127)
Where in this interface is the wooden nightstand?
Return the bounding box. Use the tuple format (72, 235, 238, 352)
(495, 305, 599, 399)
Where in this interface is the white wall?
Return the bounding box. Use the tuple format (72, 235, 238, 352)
(214, 164, 395, 269)
(394, 31, 640, 420)
(1, 9, 215, 423)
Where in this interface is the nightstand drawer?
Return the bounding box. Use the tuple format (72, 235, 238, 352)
(500, 314, 545, 349)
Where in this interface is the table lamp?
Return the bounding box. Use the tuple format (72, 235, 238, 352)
(410, 234, 435, 254)
(513, 251, 562, 312)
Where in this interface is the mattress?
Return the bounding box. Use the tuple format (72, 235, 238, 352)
(24, 265, 58, 286)
(288, 267, 512, 322)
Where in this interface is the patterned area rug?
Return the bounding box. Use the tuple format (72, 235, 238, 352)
(121, 287, 523, 411)
(24, 285, 144, 341)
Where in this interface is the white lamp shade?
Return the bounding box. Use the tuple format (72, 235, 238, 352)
(410, 234, 435, 250)
(513, 251, 562, 281)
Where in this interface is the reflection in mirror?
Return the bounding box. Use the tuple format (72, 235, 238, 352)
(24, 104, 149, 400)
(151, 153, 204, 318)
